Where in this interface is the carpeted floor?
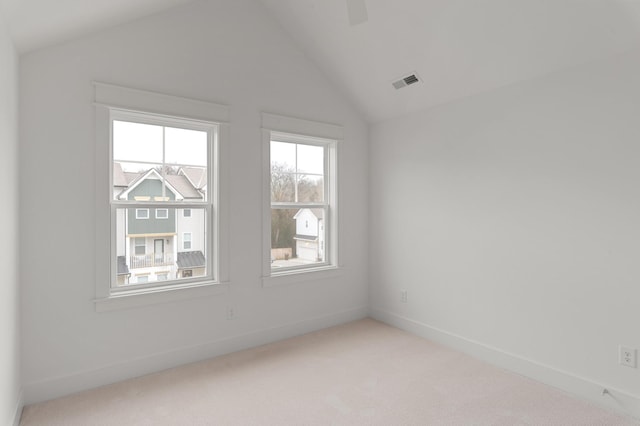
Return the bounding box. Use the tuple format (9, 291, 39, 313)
(21, 319, 638, 425)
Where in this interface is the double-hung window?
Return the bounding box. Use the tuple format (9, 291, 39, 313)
(262, 113, 340, 282)
(94, 83, 229, 311)
(110, 110, 214, 289)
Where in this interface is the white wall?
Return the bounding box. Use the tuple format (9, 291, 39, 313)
(20, 0, 369, 403)
(371, 49, 640, 414)
(0, 9, 21, 425)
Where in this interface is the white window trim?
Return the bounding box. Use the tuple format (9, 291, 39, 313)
(183, 208, 191, 217)
(261, 113, 341, 287)
(136, 208, 149, 219)
(94, 83, 230, 311)
(156, 208, 169, 219)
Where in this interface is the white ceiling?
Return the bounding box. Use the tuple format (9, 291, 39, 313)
(259, 0, 640, 122)
(3, 0, 640, 122)
(0, 0, 195, 53)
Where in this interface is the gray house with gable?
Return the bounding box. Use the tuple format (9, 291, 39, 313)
(114, 164, 207, 285)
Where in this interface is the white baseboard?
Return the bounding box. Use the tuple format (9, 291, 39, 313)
(371, 307, 640, 420)
(24, 306, 368, 405)
(12, 390, 23, 426)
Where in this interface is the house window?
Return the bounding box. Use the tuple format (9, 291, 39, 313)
(95, 83, 230, 311)
(183, 232, 192, 250)
(134, 238, 146, 255)
(136, 275, 149, 284)
(156, 208, 168, 219)
(262, 113, 339, 280)
(183, 208, 191, 217)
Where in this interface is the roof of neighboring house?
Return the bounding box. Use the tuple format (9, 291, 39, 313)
(165, 175, 203, 199)
(177, 251, 206, 269)
(117, 168, 186, 201)
(113, 163, 129, 187)
(117, 256, 130, 275)
(294, 234, 318, 241)
(293, 208, 324, 220)
(123, 172, 139, 185)
(113, 163, 204, 201)
(180, 167, 207, 190)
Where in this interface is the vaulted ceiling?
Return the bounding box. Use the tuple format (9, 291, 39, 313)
(260, 0, 640, 122)
(4, 0, 640, 122)
(0, 0, 195, 53)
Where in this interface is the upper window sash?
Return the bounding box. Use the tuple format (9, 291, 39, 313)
(110, 109, 214, 206)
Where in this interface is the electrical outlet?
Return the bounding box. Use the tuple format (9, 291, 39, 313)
(619, 346, 636, 368)
(401, 290, 408, 303)
(226, 306, 235, 320)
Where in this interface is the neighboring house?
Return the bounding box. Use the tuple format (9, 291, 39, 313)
(179, 166, 207, 198)
(293, 208, 324, 262)
(114, 163, 207, 285)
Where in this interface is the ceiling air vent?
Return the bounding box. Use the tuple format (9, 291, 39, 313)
(392, 73, 421, 90)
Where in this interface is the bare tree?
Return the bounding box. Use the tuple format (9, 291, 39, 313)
(271, 163, 295, 250)
(270, 163, 324, 253)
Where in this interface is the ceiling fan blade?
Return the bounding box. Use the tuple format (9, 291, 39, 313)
(346, 0, 368, 26)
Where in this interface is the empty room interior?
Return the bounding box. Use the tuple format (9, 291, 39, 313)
(2, 0, 640, 424)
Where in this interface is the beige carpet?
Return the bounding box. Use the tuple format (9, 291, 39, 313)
(21, 319, 638, 425)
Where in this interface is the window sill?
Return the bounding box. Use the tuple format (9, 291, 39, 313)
(262, 266, 343, 288)
(94, 281, 229, 312)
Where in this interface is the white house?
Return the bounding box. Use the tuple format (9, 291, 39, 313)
(293, 208, 324, 262)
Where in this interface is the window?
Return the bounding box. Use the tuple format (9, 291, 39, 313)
(183, 232, 192, 250)
(110, 112, 213, 291)
(134, 238, 146, 255)
(262, 113, 340, 282)
(95, 83, 230, 311)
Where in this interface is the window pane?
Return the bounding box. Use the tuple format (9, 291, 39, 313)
(296, 144, 324, 174)
(165, 127, 208, 166)
(113, 121, 163, 163)
(271, 141, 296, 170)
(297, 175, 324, 203)
(271, 208, 325, 269)
(271, 167, 295, 202)
(114, 207, 208, 287)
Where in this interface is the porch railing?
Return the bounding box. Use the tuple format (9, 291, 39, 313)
(130, 253, 175, 269)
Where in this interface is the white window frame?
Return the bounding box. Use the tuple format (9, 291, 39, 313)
(261, 113, 341, 286)
(183, 208, 191, 217)
(94, 83, 230, 312)
(136, 208, 149, 219)
(183, 232, 192, 250)
(156, 208, 169, 219)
